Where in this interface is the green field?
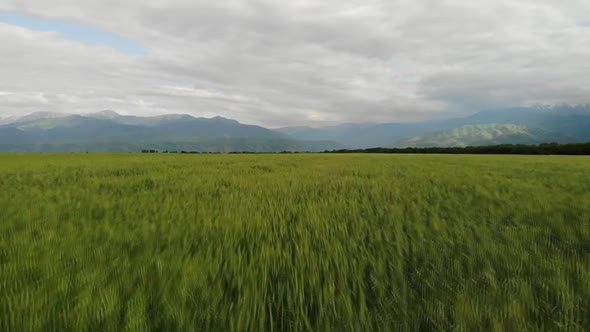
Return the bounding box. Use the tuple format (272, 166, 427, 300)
(1, 154, 589, 331)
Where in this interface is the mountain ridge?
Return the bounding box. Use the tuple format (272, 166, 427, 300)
(1, 104, 589, 151)
(0, 112, 343, 152)
(277, 104, 590, 148)
(391, 124, 575, 148)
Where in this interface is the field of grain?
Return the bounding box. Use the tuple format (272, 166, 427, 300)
(0, 153, 589, 331)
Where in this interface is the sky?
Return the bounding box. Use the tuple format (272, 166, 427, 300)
(1, 0, 590, 127)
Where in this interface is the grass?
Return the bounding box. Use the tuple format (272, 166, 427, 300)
(0, 153, 589, 331)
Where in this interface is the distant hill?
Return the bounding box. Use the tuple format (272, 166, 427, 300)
(0, 127, 28, 144)
(457, 106, 590, 141)
(84, 110, 122, 120)
(0, 116, 18, 125)
(277, 105, 590, 148)
(2, 111, 69, 125)
(391, 124, 574, 148)
(275, 122, 438, 148)
(84, 111, 196, 127)
(0, 112, 343, 152)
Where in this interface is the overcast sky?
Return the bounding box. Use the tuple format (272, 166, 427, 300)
(1, 0, 590, 127)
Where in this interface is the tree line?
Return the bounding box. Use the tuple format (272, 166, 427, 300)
(141, 142, 590, 155)
(323, 142, 590, 155)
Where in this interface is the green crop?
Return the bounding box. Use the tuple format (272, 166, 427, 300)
(0, 153, 589, 331)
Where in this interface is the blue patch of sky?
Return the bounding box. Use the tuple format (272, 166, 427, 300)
(0, 11, 147, 56)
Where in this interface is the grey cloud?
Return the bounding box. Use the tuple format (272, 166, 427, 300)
(1, 0, 590, 127)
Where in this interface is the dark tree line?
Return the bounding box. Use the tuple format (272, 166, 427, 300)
(141, 143, 590, 155)
(140, 150, 310, 154)
(323, 142, 590, 155)
(141, 150, 222, 154)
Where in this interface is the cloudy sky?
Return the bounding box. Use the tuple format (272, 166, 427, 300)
(1, 0, 590, 127)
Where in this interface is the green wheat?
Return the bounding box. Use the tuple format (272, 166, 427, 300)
(0, 153, 589, 331)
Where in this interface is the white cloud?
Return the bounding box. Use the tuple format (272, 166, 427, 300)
(1, 0, 590, 126)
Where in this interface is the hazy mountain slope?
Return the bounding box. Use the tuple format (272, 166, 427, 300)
(391, 124, 574, 148)
(275, 123, 375, 142)
(11, 115, 150, 144)
(5, 111, 69, 125)
(0, 112, 343, 152)
(88, 113, 196, 127)
(530, 114, 590, 141)
(83, 110, 122, 120)
(276, 123, 440, 148)
(0, 116, 18, 125)
(277, 105, 590, 148)
(151, 116, 283, 138)
(0, 127, 29, 144)
(85, 111, 284, 138)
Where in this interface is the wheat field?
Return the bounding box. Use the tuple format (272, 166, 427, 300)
(0, 153, 589, 331)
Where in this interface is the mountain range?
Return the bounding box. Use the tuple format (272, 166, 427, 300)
(391, 124, 574, 148)
(1, 104, 589, 152)
(277, 104, 590, 148)
(0, 111, 341, 152)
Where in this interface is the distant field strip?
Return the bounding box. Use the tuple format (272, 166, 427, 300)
(0, 154, 589, 331)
